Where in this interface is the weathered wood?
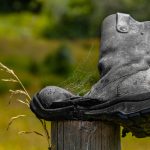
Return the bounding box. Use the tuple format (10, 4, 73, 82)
(51, 121, 58, 150)
(51, 121, 121, 150)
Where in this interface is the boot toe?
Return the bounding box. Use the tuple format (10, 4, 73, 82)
(37, 86, 75, 109)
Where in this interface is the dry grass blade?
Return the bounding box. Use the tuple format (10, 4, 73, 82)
(17, 99, 29, 107)
(8, 89, 30, 104)
(0, 62, 9, 70)
(9, 89, 28, 96)
(0, 62, 50, 147)
(9, 89, 30, 99)
(0, 62, 8, 69)
(0, 62, 14, 74)
(39, 119, 50, 147)
(2, 78, 18, 83)
(18, 131, 44, 137)
(7, 115, 26, 131)
(0, 62, 31, 100)
(25, 98, 30, 103)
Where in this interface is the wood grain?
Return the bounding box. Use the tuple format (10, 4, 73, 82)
(51, 121, 121, 150)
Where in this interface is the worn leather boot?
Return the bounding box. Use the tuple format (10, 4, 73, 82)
(30, 13, 150, 138)
(83, 13, 150, 137)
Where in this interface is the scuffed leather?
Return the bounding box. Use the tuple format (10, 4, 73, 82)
(87, 12, 150, 100)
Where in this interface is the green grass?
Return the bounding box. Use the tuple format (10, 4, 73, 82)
(0, 13, 49, 39)
(0, 97, 49, 150)
(0, 38, 150, 150)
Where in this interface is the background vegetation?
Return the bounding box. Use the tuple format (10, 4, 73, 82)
(0, 0, 150, 150)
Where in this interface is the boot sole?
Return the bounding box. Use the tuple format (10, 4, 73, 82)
(30, 92, 150, 138)
(30, 94, 76, 120)
(84, 92, 150, 138)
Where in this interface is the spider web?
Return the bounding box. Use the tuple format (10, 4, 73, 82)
(60, 42, 99, 96)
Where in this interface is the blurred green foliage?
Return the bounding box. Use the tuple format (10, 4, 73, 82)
(0, 83, 9, 94)
(0, 0, 42, 13)
(0, 38, 99, 95)
(43, 45, 73, 75)
(0, 13, 48, 38)
(28, 59, 39, 75)
(0, 0, 149, 38)
(42, 0, 94, 38)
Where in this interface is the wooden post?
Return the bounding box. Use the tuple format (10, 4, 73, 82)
(51, 121, 121, 150)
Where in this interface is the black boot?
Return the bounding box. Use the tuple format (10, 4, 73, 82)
(84, 12, 150, 137)
(30, 12, 150, 137)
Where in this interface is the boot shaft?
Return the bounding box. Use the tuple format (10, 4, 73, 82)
(98, 13, 150, 78)
(87, 13, 150, 100)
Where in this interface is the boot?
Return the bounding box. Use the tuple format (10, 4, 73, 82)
(30, 13, 150, 138)
(86, 12, 150, 100)
(84, 12, 150, 137)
